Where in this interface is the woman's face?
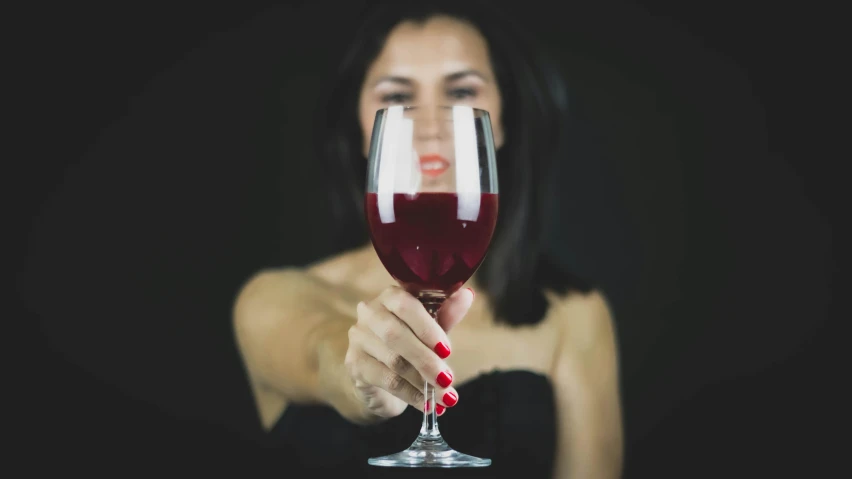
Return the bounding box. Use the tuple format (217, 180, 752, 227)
(358, 15, 505, 165)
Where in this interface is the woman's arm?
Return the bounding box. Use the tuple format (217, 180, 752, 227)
(233, 267, 473, 430)
(232, 268, 366, 426)
(550, 291, 624, 479)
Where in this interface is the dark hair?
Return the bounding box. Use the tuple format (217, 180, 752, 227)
(314, 0, 591, 326)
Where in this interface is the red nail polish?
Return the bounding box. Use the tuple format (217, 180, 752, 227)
(436, 404, 445, 415)
(467, 287, 475, 299)
(443, 391, 458, 407)
(425, 400, 431, 413)
(436, 371, 453, 388)
(434, 341, 451, 359)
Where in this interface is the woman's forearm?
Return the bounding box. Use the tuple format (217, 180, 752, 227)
(311, 317, 381, 423)
(233, 269, 366, 418)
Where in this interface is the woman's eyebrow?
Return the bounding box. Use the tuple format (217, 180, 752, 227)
(372, 75, 413, 87)
(444, 69, 489, 83)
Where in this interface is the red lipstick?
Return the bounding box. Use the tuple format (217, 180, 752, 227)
(418, 154, 450, 177)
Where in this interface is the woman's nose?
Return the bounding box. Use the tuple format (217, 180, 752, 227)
(413, 105, 443, 141)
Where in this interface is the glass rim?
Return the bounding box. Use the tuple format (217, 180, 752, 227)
(374, 105, 491, 118)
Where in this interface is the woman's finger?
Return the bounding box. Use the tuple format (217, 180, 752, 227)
(436, 287, 475, 332)
(376, 286, 454, 359)
(357, 300, 456, 391)
(348, 351, 425, 415)
(349, 324, 460, 407)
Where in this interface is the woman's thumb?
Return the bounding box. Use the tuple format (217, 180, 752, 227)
(436, 287, 475, 332)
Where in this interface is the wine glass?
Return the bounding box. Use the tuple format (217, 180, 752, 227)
(364, 105, 498, 467)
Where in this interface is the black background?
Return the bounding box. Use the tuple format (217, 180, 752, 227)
(13, 0, 838, 476)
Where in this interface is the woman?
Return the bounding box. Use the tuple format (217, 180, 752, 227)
(234, 1, 623, 477)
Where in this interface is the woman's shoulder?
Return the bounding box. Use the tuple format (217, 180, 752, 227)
(541, 287, 618, 368)
(544, 287, 611, 319)
(237, 246, 371, 296)
(234, 266, 321, 309)
(304, 246, 373, 285)
(234, 246, 383, 321)
(544, 287, 613, 330)
(305, 245, 394, 294)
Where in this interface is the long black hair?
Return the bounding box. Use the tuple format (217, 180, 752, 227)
(313, 0, 591, 326)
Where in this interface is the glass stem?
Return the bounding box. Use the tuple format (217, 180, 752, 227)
(421, 381, 439, 437)
(419, 298, 444, 439)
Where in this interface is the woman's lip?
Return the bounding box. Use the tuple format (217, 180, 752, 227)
(419, 154, 450, 177)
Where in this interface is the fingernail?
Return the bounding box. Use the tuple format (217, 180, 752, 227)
(443, 391, 458, 407)
(467, 287, 475, 299)
(425, 400, 431, 413)
(436, 404, 445, 415)
(434, 341, 451, 359)
(436, 371, 453, 388)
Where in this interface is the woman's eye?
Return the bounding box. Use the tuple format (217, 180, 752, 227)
(381, 92, 413, 104)
(447, 87, 477, 100)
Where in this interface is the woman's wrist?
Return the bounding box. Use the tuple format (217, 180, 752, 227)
(314, 325, 380, 424)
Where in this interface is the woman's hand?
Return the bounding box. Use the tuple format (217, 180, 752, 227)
(344, 286, 474, 419)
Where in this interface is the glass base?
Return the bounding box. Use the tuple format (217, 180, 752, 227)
(368, 435, 491, 468)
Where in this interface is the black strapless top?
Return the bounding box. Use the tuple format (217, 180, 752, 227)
(268, 370, 556, 478)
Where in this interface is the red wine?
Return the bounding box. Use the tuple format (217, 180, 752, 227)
(366, 192, 498, 295)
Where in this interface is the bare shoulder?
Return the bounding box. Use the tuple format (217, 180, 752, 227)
(543, 288, 617, 356)
(233, 245, 381, 337)
(232, 268, 308, 350)
(233, 263, 363, 332)
(306, 245, 395, 296)
(232, 246, 364, 308)
(233, 267, 314, 317)
(235, 267, 301, 300)
(305, 245, 374, 285)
